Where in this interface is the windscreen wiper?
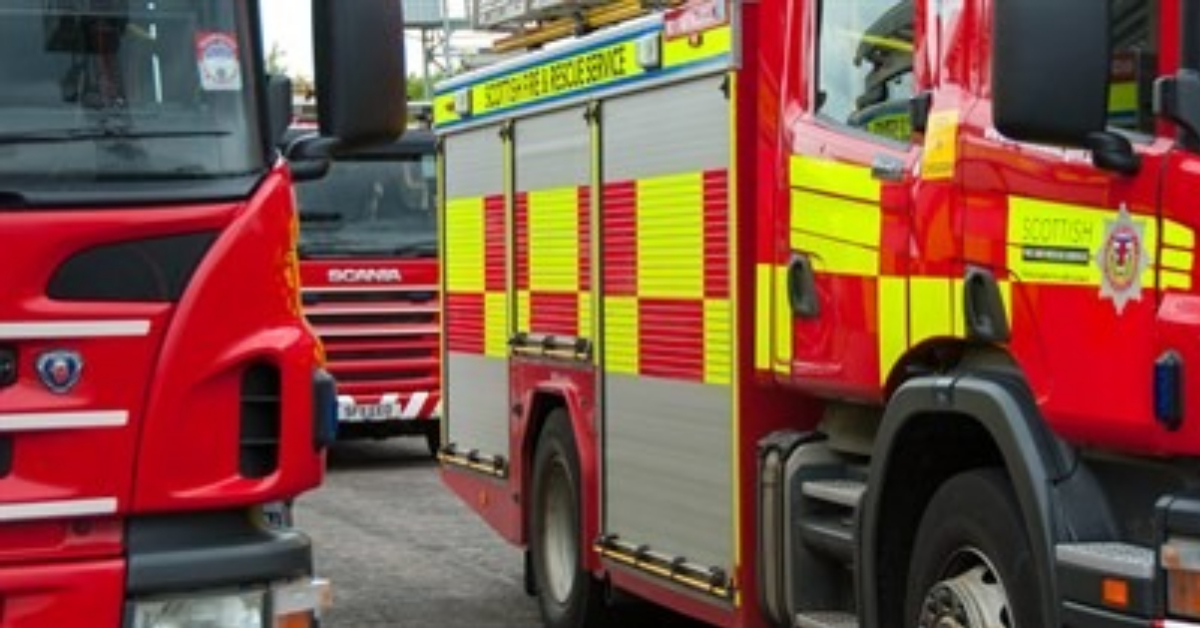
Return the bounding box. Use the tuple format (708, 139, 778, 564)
(392, 241, 438, 257)
(298, 211, 344, 223)
(0, 128, 230, 145)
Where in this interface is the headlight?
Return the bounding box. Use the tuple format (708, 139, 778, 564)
(130, 579, 330, 628)
(131, 589, 265, 628)
(1164, 536, 1200, 620)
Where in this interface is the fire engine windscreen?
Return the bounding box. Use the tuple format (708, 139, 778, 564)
(0, 0, 263, 183)
(294, 152, 437, 258)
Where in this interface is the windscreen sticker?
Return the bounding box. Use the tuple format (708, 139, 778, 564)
(196, 32, 243, 92)
(921, 109, 958, 180)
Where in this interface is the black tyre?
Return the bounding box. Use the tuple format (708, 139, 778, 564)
(530, 412, 607, 628)
(905, 469, 1043, 628)
(425, 427, 442, 459)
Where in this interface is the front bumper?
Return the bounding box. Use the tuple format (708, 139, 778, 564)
(125, 509, 327, 626)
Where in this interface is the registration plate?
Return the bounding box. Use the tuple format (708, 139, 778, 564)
(338, 402, 401, 422)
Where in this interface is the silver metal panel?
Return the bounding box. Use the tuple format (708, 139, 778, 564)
(601, 74, 730, 182)
(445, 126, 504, 199)
(604, 374, 733, 570)
(515, 107, 590, 190)
(446, 352, 510, 456)
(599, 75, 734, 571)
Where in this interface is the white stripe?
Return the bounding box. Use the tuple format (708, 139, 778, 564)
(0, 497, 117, 522)
(0, 321, 150, 340)
(401, 391, 429, 420)
(0, 411, 128, 432)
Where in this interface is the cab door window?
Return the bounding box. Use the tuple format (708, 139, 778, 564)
(1108, 0, 1156, 134)
(816, 0, 915, 142)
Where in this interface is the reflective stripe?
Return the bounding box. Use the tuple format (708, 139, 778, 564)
(578, 292, 594, 345)
(0, 321, 149, 339)
(637, 173, 706, 299)
(484, 292, 509, 358)
(445, 197, 486, 293)
(789, 155, 880, 203)
(755, 264, 772, 371)
(604, 296, 640, 375)
(773, 266, 792, 374)
(0, 498, 116, 522)
(0, 411, 127, 431)
(909, 277, 955, 346)
(791, 191, 882, 277)
(704, 299, 732, 385)
(878, 276, 907, 385)
(663, 25, 733, 68)
(1164, 220, 1195, 249)
(517, 290, 531, 331)
(1163, 270, 1193, 291)
(1163, 247, 1194, 272)
(529, 187, 581, 291)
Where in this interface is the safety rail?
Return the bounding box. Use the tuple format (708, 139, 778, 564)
(509, 332, 593, 362)
(595, 534, 735, 601)
(439, 445, 509, 478)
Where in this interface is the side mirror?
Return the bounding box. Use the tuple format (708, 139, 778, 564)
(312, 0, 407, 148)
(993, 0, 1110, 146)
(1156, 70, 1200, 151)
(282, 135, 337, 182)
(266, 74, 293, 149)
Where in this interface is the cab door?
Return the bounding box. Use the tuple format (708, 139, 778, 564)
(780, 0, 923, 398)
(961, 0, 1174, 448)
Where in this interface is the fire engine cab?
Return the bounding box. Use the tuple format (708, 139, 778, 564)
(436, 0, 1200, 626)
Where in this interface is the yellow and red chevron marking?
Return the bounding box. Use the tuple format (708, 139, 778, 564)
(602, 169, 731, 385)
(515, 186, 593, 339)
(446, 194, 510, 358)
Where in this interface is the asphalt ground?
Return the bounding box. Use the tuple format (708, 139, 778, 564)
(297, 438, 706, 628)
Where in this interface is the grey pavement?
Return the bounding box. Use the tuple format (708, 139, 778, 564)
(298, 438, 706, 628)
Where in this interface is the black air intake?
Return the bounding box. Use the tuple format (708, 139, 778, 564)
(239, 363, 282, 478)
(48, 231, 216, 302)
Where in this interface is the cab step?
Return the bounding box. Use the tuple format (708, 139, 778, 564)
(797, 477, 865, 564)
(757, 433, 866, 627)
(795, 611, 859, 628)
(800, 478, 866, 509)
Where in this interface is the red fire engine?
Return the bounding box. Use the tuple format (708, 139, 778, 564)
(436, 0, 1200, 626)
(0, 0, 404, 626)
(292, 127, 443, 455)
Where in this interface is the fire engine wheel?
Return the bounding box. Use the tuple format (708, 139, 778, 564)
(425, 430, 442, 458)
(905, 469, 1042, 628)
(530, 412, 606, 628)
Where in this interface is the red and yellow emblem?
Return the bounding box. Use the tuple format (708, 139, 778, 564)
(1097, 204, 1148, 314)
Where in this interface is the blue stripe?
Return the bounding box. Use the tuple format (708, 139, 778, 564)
(435, 54, 731, 131)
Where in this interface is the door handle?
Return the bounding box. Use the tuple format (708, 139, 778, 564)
(788, 253, 820, 319)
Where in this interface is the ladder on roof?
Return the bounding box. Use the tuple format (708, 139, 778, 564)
(488, 0, 684, 52)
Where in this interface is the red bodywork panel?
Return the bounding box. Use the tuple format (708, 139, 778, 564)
(299, 257, 442, 424)
(443, 0, 1200, 626)
(0, 166, 323, 617)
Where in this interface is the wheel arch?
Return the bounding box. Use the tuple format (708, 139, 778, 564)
(519, 383, 601, 572)
(859, 369, 1074, 628)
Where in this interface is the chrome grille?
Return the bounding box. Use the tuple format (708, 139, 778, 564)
(303, 286, 440, 399)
